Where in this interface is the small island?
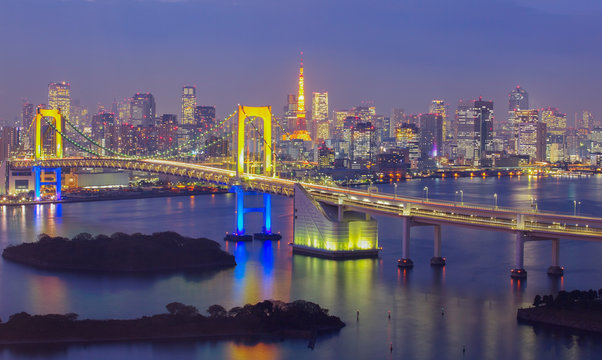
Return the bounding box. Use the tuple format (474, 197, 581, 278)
(517, 288, 602, 334)
(2, 231, 236, 272)
(0, 300, 345, 345)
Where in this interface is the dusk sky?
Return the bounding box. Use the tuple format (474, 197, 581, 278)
(1, 0, 601, 124)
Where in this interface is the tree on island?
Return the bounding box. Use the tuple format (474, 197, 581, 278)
(165, 302, 199, 317)
(207, 305, 228, 318)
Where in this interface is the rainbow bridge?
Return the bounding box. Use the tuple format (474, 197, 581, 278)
(10, 105, 602, 279)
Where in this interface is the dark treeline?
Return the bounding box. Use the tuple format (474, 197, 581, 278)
(2, 231, 236, 272)
(0, 300, 345, 344)
(533, 289, 602, 310)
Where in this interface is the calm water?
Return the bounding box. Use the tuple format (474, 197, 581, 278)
(1, 175, 602, 359)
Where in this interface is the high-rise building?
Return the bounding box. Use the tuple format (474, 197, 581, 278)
(181, 86, 196, 126)
(194, 106, 216, 131)
(0, 127, 20, 161)
(395, 123, 420, 161)
(130, 93, 156, 127)
(21, 102, 35, 130)
(116, 98, 131, 125)
(48, 81, 71, 121)
(312, 92, 329, 144)
(71, 101, 89, 127)
(509, 86, 529, 111)
(318, 144, 335, 169)
(579, 111, 594, 131)
(284, 94, 298, 134)
(508, 86, 529, 133)
(350, 122, 376, 166)
(390, 108, 406, 139)
(419, 113, 443, 158)
(515, 109, 546, 162)
(474, 99, 494, 158)
(429, 100, 449, 140)
(540, 107, 567, 135)
(312, 92, 328, 122)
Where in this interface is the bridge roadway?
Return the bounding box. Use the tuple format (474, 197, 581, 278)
(11, 157, 602, 242)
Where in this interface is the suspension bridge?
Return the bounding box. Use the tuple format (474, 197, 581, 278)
(8, 104, 602, 279)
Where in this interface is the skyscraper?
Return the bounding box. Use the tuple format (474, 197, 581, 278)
(455, 99, 494, 163)
(130, 93, 156, 127)
(515, 109, 546, 162)
(312, 92, 329, 142)
(419, 113, 443, 158)
(312, 92, 328, 122)
(509, 86, 529, 111)
(21, 102, 35, 129)
(541, 107, 567, 135)
(429, 100, 449, 140)
(390, 108, 406, 139)
(181, 86, 196, 126)
(507, 86, 528, 132)
(194, 106, 216, 131)
(48, 81, 71, 121)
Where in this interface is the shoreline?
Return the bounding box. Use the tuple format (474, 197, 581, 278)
(517, 307, 602, 334)
(0, 300, 345, 346)
(0, 189, 229, 207)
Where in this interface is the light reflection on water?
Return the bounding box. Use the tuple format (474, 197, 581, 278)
(0, 178, 601, 359)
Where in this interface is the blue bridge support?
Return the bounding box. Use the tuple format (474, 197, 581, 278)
(33, 166, 61, 201)
(225, 185, 281, 242)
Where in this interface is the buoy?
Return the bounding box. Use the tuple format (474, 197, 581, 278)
(388, 311, 391, 319)
(356, 310, 359, 321)
(441, 307, 445, 316)
(390, 343, 393, 352)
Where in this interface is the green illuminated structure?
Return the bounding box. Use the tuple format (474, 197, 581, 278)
(292, 184, 379, 258)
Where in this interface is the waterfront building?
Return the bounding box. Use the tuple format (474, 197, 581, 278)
(419, 113, 443, 159)
(130, 93, 156, 127)
(181, 86, 196, 126)
(48, 81, 71, 121)
(515, 109, 546, 162)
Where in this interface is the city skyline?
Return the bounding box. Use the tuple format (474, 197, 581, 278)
(1, 0, 602, 123)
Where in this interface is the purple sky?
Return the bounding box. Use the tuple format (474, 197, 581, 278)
(1, 0, 601, 124)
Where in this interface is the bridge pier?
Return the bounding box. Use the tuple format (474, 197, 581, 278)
(547, 239, 564, 276)
(225, 186, 281, 242)
(398, 217, 413, 268)
(511, 232, 527, 279)
(430, 224, 446, 266)
(33, 166, 61, 201)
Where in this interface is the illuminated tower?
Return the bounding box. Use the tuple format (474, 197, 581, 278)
(287, 52, 311, 141)
(181, 86, 196, 125)
(48, 81, 71, 121)
(296, 52, 306, 130)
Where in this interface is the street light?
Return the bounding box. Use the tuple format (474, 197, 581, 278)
(494, 193, 498, 208)
(394, 182, 398, 199)
(423, 186, 429, 201)
(573, 200, 582, 216)
(456, 190, 463, 204)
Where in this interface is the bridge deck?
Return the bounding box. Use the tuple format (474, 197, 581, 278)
(11, 158, 602, 241)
